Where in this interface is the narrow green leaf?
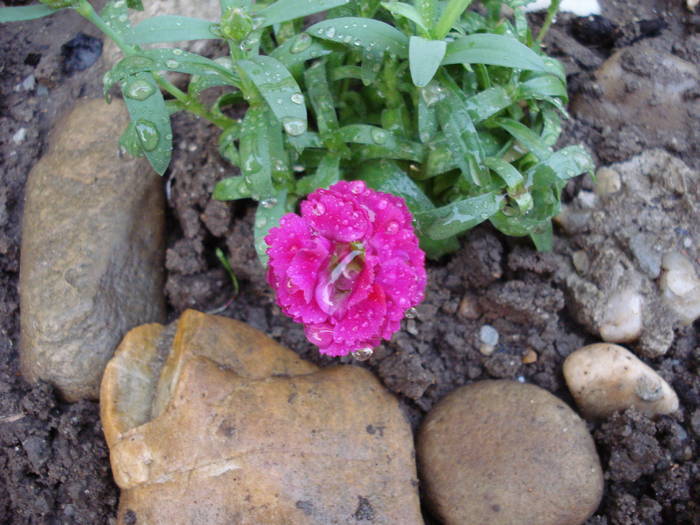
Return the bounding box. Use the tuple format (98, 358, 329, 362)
(518, 75, 567, 100)
(526, 145, 594, 182)
(417, 192, 503, 239)
(304, 61, 340, 145)
(126, 0, 144, 10)
(361, 47, 384, 85)
(484, 157, 523, 188)
(409, 36, 447, 87)
(442, 33, 547, 73)
(417, 97, 438, 143)
(308, 17, 409, 58)
(213, 176, 253, 200)
(463, 86, 512, 122)
(238, 56, 307, 137)
(497, 117, 552, 160)
(296, 153, 341, 194)
(121, 72, 172, 175)
(101, 0, 131, 34)
(539, 106, 563, 147)
(415, 0, 437, 28)
(0, 5, 61, 22)
(381, 2, 428, 32)
(128, 15, 218, 44)
(254, 0, 350, 27)
(254, 190, 288, 267)
(336, 125, 425, 161)
(270, 32, 335, 69)
(239, 105, 277, 200)
(434, 0, 472, 39)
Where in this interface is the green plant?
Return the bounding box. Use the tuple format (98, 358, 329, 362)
(1, 0, 593, 261)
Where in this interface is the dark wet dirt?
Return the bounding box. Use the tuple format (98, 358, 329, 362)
(1, 0, 699, 523)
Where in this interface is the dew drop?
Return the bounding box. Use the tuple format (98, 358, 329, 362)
(349, 181, 365, 194)
(324, 26, 336, 38)
(165, 59, 179, 69)
(371, 128, 387, 144)
(353, 39, 362, 47)
(311, 202, 325, 216)
(290, 33, 312, 54)
(260, 198, 277, 209)
(377, 199, 388, 210)
(290, 93, 305, 105)
(282, 117, 307, 136)
(124, 79, 155, 101)
(172, 49, 183, 56)
(386, 221, 399, 234)
(134, 119, 160, 151)
(118, 14, 128, 22)
(351, 348, 373, 361)
(342, 35, 352, 43)
(405, 307, 417, 319)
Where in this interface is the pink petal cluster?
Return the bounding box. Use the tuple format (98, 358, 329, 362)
(265, 180, 427, 356)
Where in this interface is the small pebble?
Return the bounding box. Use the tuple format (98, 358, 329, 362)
(563, 343, 679, 419)
(12, 128, 27, 144)
(599, 287, 643, 343)
(659, 252, 700, 325)
(593, 167, 622, 196)
(522, 349, 538, 364)
(572, 250, 590, 273)
(479, 325, 499, 346)
(577, 190, 597, 208)
(479, 344, 495, 356)
(458, 294, 480, 319)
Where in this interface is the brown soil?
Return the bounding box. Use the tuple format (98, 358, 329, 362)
(0, 1, 698, 524)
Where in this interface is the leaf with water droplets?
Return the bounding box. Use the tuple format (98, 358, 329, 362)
(238, 56, 307, 137)
(253, 0, 350, 27)
(442, 34, 551, 76)
(270, 33, 335, 69)
(296, 153, 341, 195)
(409, 36, 446, 87)
(238, 105, 284, 200)
(484, 157, 523, 189)
(100, 0, 131, 35)
(121, 72, 172, 175)
(308, 17, 409, 58)
(254, 189, 288, 267)
(526, 145, 594, 182)
(303, 60, 340, 146)
(497, 117, 552, 161)
(360, 46, 384, 85)
(127, 15, 219, 44)
(381, 2, 428, 33)
(417, 192, 504, 240)
(518, 75, 567, 102)
(0, 4, 63, 22)
(434, 0, 472, 39)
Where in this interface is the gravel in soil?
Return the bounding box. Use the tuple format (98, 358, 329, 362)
(1, 0, 699, 523)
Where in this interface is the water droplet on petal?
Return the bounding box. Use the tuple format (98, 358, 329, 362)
(351, 348, 373, 361)
(311, 202, 325, 216)
(377, 199, 388, 210)
(134, 119, 160, 151)
(124, 79, 155, 101)
(405, 307, 417, 319)
(349, 181, 365, 194)
(386, 221, 399, 234)
(290, 93, 304, 105)
(282, 117, 307, 136)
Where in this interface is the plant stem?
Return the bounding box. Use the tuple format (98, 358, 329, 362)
(535, 0, 561, 44)
(75, 0, 231, 129)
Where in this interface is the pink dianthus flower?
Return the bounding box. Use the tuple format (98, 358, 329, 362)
(265, 180, 427, 356)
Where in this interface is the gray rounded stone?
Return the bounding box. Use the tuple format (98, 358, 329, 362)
(20, 98, 166, 401)
(418, 380, 603, 525)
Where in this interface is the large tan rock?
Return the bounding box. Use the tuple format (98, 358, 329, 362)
(417, 380, 603, 525)
(563, 343, 679, 419)
(20, 98, 165, 401)
(101, 310, 423, 525)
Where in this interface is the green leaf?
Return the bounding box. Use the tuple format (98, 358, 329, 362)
(213, 176, 253, 200)
(254, 0, 350, 27)
(121, 72, 172, 175)
(239, 105, 278, 200)
(304, 61, 341, 143)
(238, 56, 307, 137)
(101, 0, 131, 34)
(417, 192, 503, 239)
(270, 32, 335, 69)
(126, 0, 144, 10)
(434, 0, 473, 39)
(518, 75, 567, 100)
(409, 36, 447, 87)
(381, 2, 428, 32)
(296, 153, 341, 194)
(463, 86, 512, 122)
(128, 16, 219, 44)
(497, 117, 552, 160)
(254, 190, 288, 267)
(484, 157, 523, 188)
(361, 47, 384, 85)
(526, 145, 594, 181)
(442, 33, 547, 73)
(415, 0, 438, 28)
(0, 5, 62, 22)
(308, 17, 409, 58)
(217, 121, 242, 166)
